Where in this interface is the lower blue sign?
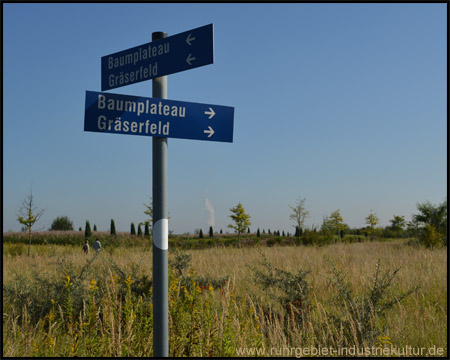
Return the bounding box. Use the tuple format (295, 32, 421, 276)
(84, 91, 234, 143)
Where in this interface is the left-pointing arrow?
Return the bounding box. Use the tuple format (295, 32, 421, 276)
(186, 54, 196, 66)
(186, 33, 196, 46)
(204, 126, 215, 138)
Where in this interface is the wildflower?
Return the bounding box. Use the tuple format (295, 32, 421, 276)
(125, 273, 133, 286)
(208, 284, 214, 292)
(51, 299, 55, 304)
(46, 336, 55, 349)
(89, 278, 98, 291)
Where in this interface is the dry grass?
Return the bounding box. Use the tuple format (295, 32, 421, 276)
(3, 239, 447, 356)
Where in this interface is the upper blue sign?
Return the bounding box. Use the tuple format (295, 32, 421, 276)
(84, 91, 234, 143)
(101, 24, 214, 91)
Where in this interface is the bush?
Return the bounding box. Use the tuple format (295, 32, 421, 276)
(251, 251, 311, 327)
(325, 257, 417, 345)
(418, 224, 444, 248)
(50, 216, 74, 231)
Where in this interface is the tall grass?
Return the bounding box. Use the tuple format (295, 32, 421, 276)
(2, 239, 447, 357)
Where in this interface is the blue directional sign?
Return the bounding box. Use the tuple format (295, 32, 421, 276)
(101, 24, 214, 91)
(84, 91, 234, 143)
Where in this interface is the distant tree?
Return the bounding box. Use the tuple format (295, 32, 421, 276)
(365, 210, 380, 235)
(199, 229, 204, 239)
(329, 209, 347, 235)
(228, 202, 251, 246)
(413, 199, 447, 237)
(289, 197, 310, 241)
(209, 226, 213, 237)
(268, 229, 271, 235)
(93, 224, 97, 232)
(257, 228, 260, 237)
(262, 229, 265, 234)
(110, 219, 116, 236)
(50, 216, 73, 231)
(85, 221, 92, 239)
(143, 197, 153, 235)
(145, 223, 150, 237)
(131, 222, 136, 235)
(247, 227, 251, 233)
(79, 227, 82, 232)
(282, 230, 285, 237)
(388, 215, 406, 238)
(220, 229, 223, 234)
(17, 188, 45, 256)
(138, 224, 143, 237)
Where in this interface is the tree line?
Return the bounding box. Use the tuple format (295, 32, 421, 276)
(16, 188, 447, 254)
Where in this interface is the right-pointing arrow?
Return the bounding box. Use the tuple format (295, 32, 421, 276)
(204, 126, 215, 138)
(204, 107, 215, 119)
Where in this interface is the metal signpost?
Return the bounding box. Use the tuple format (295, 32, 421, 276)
(86, 24, 233, 357)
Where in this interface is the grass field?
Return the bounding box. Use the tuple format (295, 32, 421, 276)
(2, 234, 447, 357)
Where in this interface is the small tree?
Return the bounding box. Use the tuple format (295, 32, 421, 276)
(365, 210, 380, 237)
(209, 226, 213, 238)
(85, 220, 92, 238)
(17, 188, 45, 256)
(131, 222, 136, 235)
(143, 197, 153, 235)
(93, 224, 97, 232)
(145, 223, 150, 237)
(110, 219, 116, 236)
(329, 209, 347, 235)
(228, 202, 251, 246)
(389, 215, 406, 238)
(50, 216, 73, 231)
(137, 224, 143, 237)
(199, 229, 204, 239)
(257, 228, 260, 237)
(289, 197, 310, 242)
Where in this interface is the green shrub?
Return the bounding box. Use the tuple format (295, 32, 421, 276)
(418, 224, 444, 248)
(251, 251, 311, 327)
(325, 257, 417, 346)
(50, 216, 74, 231)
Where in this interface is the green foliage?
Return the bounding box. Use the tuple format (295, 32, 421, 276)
(251, 251, 311, 327)
(110, 219, 116, 236)
(365, 210, 380, 234)
(418, 223, 443, 248)
(144, 223, 150, 237)
(209, 226, 213, 238)
(137, 224, 142, 237)
(289, 197, 310, 236)
(199, 229, 203, 239)
(228, 202, 251, 245)
(85, 221, 92, 239)
(130, 222, 136, 235)
(50, 216, 74, 231)
(325, 257, 417, 345)
(256, 228, 260, 237)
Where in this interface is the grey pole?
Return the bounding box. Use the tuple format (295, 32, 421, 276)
(152, 31, 169, 357)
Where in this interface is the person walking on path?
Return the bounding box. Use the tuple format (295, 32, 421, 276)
(83, 239, 90, 254)
(93, 238, 101, 253)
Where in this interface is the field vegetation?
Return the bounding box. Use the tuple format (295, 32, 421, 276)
(2, 231, 447, 357)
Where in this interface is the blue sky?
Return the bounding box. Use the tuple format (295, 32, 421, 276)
(3, 3, 447, 234)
